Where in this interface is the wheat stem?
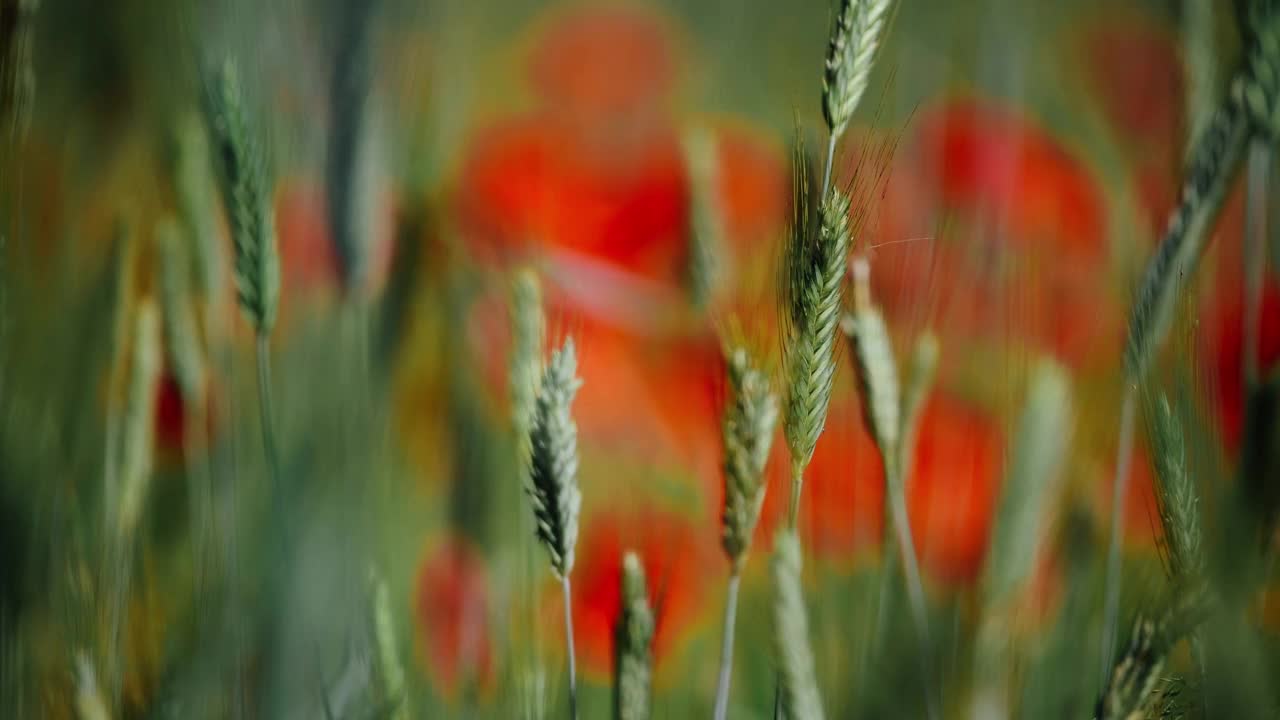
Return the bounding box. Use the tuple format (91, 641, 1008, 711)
(1244, 140, 1270, 389)
(712, 571, 741, 720)
(562, 574, 578, 720)
(1100, 386, 1138, 685)
(255, 333, 281, 493)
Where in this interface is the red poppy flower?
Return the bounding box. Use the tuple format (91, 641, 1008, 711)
(152, 369, 221, 468)
(528, 4, 677, 127)
(873, 98, 1111, 365)
(1081, 13, 1184, 159)
(565, 508, 710, 680)
(756, 400, 886, 560)
(415, 536, 494, 699)
(907, 393, 1005, 585)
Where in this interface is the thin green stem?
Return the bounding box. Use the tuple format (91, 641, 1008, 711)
(561, 574, 577, 720)
(885, 458, 938, 720)
(712, 571, 742, 720)
(788, 461, 804, 530)
(1100, 386, 1138, 683)
(1244, 140, 1269, 390)
(255, 332, 281, 491)
(820, 133, 837, 200)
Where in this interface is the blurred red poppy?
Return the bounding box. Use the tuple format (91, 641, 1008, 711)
(152, 369, 220, 468)
(907, 393, 1004, 585)
(454, 5, 785, 296)
(415, 536, 494, 699)
(565, 507, 711, 680)
(756, 400, 886, 560)
(873, 98, 1111, 366)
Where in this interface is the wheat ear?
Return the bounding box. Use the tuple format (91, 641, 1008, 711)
(783, 136, 851, 527)
(772, 530, 824, 720)
(820, 0, 895, 194)
(202, 57, 279, 336)
(714, 343, 778, 720)
(527, 336, 583, 718)
(613, 552, 653, 720)
(511, 269, 546, 480)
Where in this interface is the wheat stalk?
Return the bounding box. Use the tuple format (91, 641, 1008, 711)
(843, 257, 938, 720)
(772, 530, 824, 720)
(116, 300, 161, 540)
(157, 218, 206, 407)
(783, 133, 851, 527)
(613, 552, 653, 720)
(327, 0, 379, 294)
(526, 336, 583, 718)
(171, 113, 222, 306)
(510, 268, 546, 479)
(369, 568, 408, 720)
(1, 0, 38, 143)
(713, 342, 777, 720)
(683, 126, 725, 310)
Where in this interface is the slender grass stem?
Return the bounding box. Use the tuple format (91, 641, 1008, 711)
(1101, 386, 1138, 683)
(788, 461, 804, 530)
(561, 574, 578, 720)
(1244, 140, 1270, 389)
(712, 572, 742, 720)
(886, 459, 938, 720)
(255, 332, 281, 491)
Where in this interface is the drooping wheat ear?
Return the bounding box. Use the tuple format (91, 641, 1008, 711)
(528, 336, 584, 579)
(1145, 394, 1201, 581)
(721, 344, 779, 571)
(783, 136, 851, 524)
(771, 530, 825, 720)
(157, 218, 206, 406)
(983, 360, 1072, 607)
(369, 568, 408, 720)
(117, 300, 161, 540)
(73, 653, 109, 720)
(327, 0, 379, 293)
(842, 257, 899, 469)
(683, 126, 725, 310)
(613, 552, 653, 720)
(202, 58, 279, 335)
(822, 0, 895, 141)
(171, 113, 222, 303)
(510, 268, 546, 477)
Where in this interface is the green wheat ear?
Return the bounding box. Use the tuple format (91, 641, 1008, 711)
(527, 336, 583, 579)
(202, 57, 279, 335)
(171, 113, 222, 303)
(772, 530, 825, 720)
(782, 135, 852, 506)
(368, 568, 408, 720)
(721, 343, 779, 572)
(822, 0, 895, 139)
(613, 552, 654, 720)
(510, 268, 546, 478)
(843, 257, 899, 470)
(1144, 393, 1201, 581)
(683, 126, 725, 310)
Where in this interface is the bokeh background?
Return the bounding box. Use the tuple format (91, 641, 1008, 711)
(2, 0, 1278, 717)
